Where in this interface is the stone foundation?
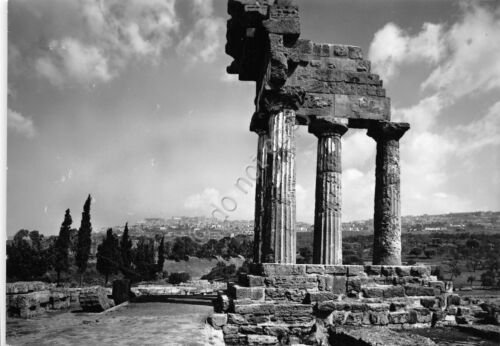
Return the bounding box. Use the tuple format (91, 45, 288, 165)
(211, 264, 448, 345)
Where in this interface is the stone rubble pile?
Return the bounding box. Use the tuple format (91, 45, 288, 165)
(209, 264, 455, 345)
(79, 286, 115, 312)
(6, 281, 71, 318)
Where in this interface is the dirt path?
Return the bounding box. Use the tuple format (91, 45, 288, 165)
(7, 302, 223, 346)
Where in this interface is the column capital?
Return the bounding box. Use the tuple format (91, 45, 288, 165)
(367, 121, 410, 141)
(250, 112, 269, 134)
(308, 118, 348, 138)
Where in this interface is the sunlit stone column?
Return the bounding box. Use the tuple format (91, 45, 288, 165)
(250, 113, 269, 263)
(309, 119, 348, 265)
(367, 121, 410, 265)
(261, 110, 297, 264)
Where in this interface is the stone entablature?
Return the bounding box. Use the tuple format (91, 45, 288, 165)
(211, 264, 449, 345)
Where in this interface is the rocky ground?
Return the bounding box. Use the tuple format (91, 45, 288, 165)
(6, 301, 223, 346)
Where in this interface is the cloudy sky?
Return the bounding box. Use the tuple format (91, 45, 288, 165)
(7, 0, 500, 236)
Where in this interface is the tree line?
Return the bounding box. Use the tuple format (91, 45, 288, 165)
(7, 194, 253, 285)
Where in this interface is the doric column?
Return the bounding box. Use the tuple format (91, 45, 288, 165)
(367, 121, 410, 265)
(309, 119, 348, 265)
(250, 113, 269, 264)
(261, 110, 297, 264)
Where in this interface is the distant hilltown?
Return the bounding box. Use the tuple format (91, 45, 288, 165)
(101, 211, 500, 239)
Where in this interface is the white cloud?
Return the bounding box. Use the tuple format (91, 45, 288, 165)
(422, 3, 500, 99)
(177, 17, 225, 64)
(455, 100, 500, 154)
(184, 187, 221, 213)
(368, 22, 442, 81)
(366, 2, 500, 215)
(29, 0, 226, 85)
(8, 108, 36, 138)
(36, 38, 111, 86)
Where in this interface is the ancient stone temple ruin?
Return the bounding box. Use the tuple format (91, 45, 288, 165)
(210, 1, 449, 345)
(228, 0, 409, 266)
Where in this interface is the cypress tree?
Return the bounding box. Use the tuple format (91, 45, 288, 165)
(96, 228, 120, 285)
(120, 222, 133, 277)
(54, 209, 72, 284)
(157, 236, 165, 274)
(75, 194, 92, 286)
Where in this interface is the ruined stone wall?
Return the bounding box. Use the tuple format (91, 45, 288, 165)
(211, 264, 449, 345)
(6, 281, 71, 318)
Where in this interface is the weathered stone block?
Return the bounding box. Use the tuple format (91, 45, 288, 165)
(324, 265, 347, 275)
(275, 304, 313, 316)
(332, 276, 347, 295)
(7, 282, 49, 295)
(346, 277, 361, 293)
(362, 287, 384, 298)
(304, 291, 338, 304)
(344, 312, 369, 326)
(240, 275, 265, 287)
(409, 307, 432, 323)
(317, 275, 333, 291)
(239, 325, 264, 334)
(395, 266, 412, 277)
(387, 286, 407, 298)
(79, 286, 114, 312)
(328, 311, 347, 325)
(222, 324, 239, 335)
(366, 303, 390, 312)
(346, 265, 364, 276)
(306, 265, 325, 274)
(209, 313, 228, 329)
(265, 275, 318, 290)
(390, 301, 408, 312)
(370, 311, 389, 325)
(427, 280, 445, 293)
(265, 288, 305, 302)
(234, 303, 275, 315)
(365, 265, 383, 275)
(318, 301, 350, 313)
(404, 285, 437, 297)
(247, 334, 279, 346)
(389, 311, 409, 324)
(228, 284, 265, 301)
(259, 264, 306, 276)
(348, 46, 363, 59)
(227, 313, 247, 325)
(382, 266, 395, 276)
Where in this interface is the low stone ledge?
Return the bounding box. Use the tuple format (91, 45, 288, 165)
(7, 281, 50, 295)
(404, 285, 437, 297)
(264, 275, 318, 290)
(228, 284, 265, 301)
(247, 334, 279, 346)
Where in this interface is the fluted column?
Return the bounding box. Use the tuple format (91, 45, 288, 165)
(250, 113, 269, 263)
(367, 121, 410, 265)
(309, 119, 348, 264)
(261, 110, 296, 264)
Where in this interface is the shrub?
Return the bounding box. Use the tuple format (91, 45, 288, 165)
(168, 272, 191, 285)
